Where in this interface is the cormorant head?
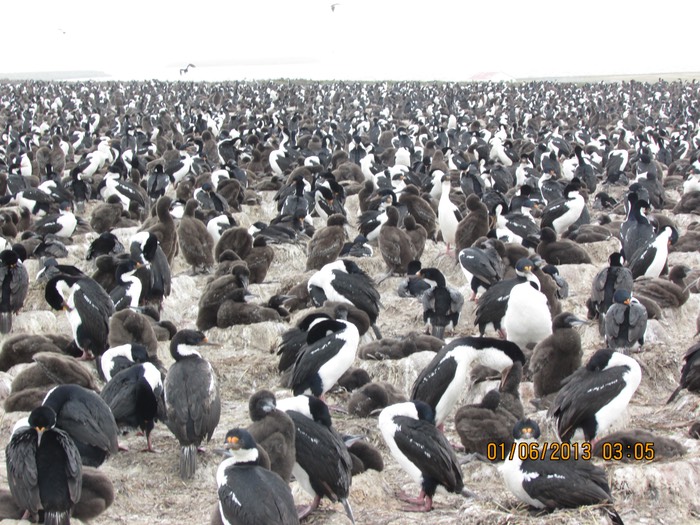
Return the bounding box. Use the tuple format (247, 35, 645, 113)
(513, 418, 541, 441)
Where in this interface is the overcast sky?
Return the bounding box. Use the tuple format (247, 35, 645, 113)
(4, 0, 699, 81)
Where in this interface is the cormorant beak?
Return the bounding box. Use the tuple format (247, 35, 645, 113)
(199, 337, 221, 348)
(501, 366, 512, 386)
(35, 427, 45, 446)
(244, 292, 259, 303)
(624, 299, 631, 305)
(342, 434, 365, 447)
(569, 317, 588, 327)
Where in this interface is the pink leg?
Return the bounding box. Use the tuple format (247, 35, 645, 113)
(397, 490, 433, 511)
(79, 349, 95, 361)
(397, 489, 426, 505)
(141, 432, 158, 453)
(297, 495, 321, 520)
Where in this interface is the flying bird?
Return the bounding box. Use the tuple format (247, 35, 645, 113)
(180, 63, 196, 75)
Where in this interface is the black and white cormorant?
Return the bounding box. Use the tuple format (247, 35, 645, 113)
(164, 330, 221, 479)
(339, 234, 373, 258)
(397, 260, 431, 298)
(130, 231, 171, 308)
(290, 304, 360, 398)
(437, 175, 462, 255)
(473, 258, 539, 338)
(307, 259, 382, 339)
(410, 336, 525, 430)
(30, 204, 78, 239)
(620, 196, 654, 260)
(5, 405, 83, 525)
(549, 349, 642, 442)
(604, 289, 648, 352)
(458, 238, 505, 301)
(540, 182, 587, 235)
(44, 275, 115, 360)
(86, 232, 125, 261)
(378, 400, 472, 512)
(502, 272, 552, 350)
(500, 419, 623, 524)
(626, 225, 678, 279)
(0, 249, 29, 334)
(109, 259, 143, 311)
(213, 428, 299, 525)
(418, 267, 464, 340)
(492, 202, 539, 244)
(276, 395, 354, 523)
(42, 384, 119, 468)
(99, 343, 150, 381)
(100, 361, 164, 452)
(587, 252, 633, 332)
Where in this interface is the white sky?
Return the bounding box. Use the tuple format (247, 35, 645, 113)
(4, 0, 699, 81)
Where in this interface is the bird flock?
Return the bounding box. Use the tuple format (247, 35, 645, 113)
(0, 77, 698, 525)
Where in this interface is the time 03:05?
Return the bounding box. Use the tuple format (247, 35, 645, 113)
(600, 442, 655, 461)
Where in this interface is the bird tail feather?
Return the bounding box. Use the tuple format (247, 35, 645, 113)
(44, 511, 71, 525)
(180, 444, 197, 480)
(432, 325, 445, 340)
(0, 312, 11, 334)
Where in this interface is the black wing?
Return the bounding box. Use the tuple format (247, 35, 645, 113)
(164, 359, 221, 444)
(287, 411, 352, 500)
(331, 270, 380, 322)
(540, 199, 567, 228)
(521, 458, 612, 508)
(100, 367, 147, 423)
(5, 428, 41, 514)
(219, 466, 298, 525)
(55, 428, 83, 505)
(474, 277, 520, 332)
(459, 248, 502, 285)
(49, 391, 119, 455)
(74, 279, 116, 320)
(393, 415, 463, 493)
(291, 325, 347, 395)
(549, 367, 628, 442)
